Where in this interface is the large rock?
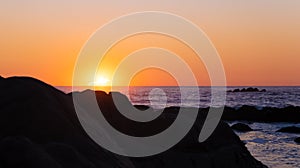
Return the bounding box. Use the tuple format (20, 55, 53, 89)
(294, 137, 300, 144)
(221, 106, 300, 123)
(0, 76, 267, 168)
(0, 137, 62, 168)
(231, 123, 253, 132)
(276, 126, 300, 134)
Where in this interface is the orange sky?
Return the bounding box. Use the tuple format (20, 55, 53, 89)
(94, 33, 210, 86)
(1, 1, 300, 86)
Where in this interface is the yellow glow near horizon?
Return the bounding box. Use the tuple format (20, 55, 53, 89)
(94, 76, 110, 86)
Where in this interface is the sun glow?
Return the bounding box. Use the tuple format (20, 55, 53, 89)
(94, 76, 110, 86)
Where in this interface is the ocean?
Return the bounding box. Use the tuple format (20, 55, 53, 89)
(56, 86, 300, 168)
(57, 86, 300, 109)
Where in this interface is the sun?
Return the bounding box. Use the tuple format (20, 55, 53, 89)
(94, 76, 110, 86)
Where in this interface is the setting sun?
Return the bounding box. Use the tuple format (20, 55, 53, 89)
(94, 76, 110, 86)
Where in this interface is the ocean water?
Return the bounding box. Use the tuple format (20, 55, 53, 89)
(120, 86, 300, 109)
(232, 122, 300, 168)
(58, 86, 300, 109)
(57, 86, 300, 167)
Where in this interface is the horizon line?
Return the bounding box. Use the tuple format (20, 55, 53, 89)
(55, 85, 300, 87)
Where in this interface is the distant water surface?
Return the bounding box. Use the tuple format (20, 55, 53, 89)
(57, 86, 300, 109)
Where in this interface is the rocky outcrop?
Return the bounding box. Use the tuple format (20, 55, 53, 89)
(0, 76, 267, 168)
(231, 123, 253, 132)
(294, 137, 300, 144)
(220, 106, 300, 123)
(276, 126, 300, 134)
(228, 87, 266, 93)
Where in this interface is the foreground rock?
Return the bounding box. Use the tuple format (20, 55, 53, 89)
(231, 123, 253, 132)
(221, 106, 300, 123)
(276, 126, 300, 134)
(294, 137, 300, 144)
(0, 76, 267, 168)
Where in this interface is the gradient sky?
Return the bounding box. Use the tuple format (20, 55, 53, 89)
(1, 0, 300, 86)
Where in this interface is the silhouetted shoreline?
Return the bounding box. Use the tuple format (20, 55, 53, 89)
(152, 105, 300, 123)
(0, 76, 271, 168)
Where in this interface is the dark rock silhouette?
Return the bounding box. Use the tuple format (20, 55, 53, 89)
(221, 105, 300, 123)
(294, 137, 300, 144)
(231, 123, 253, 132)
(276, 126, 300, 134)
(228, 87, 266, 93)
(233, 89, 241, 92)
(0, 137, 63, 168)
(0, 76, 267, 168)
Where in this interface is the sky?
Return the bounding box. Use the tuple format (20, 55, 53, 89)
(1, 0, 300, 86)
